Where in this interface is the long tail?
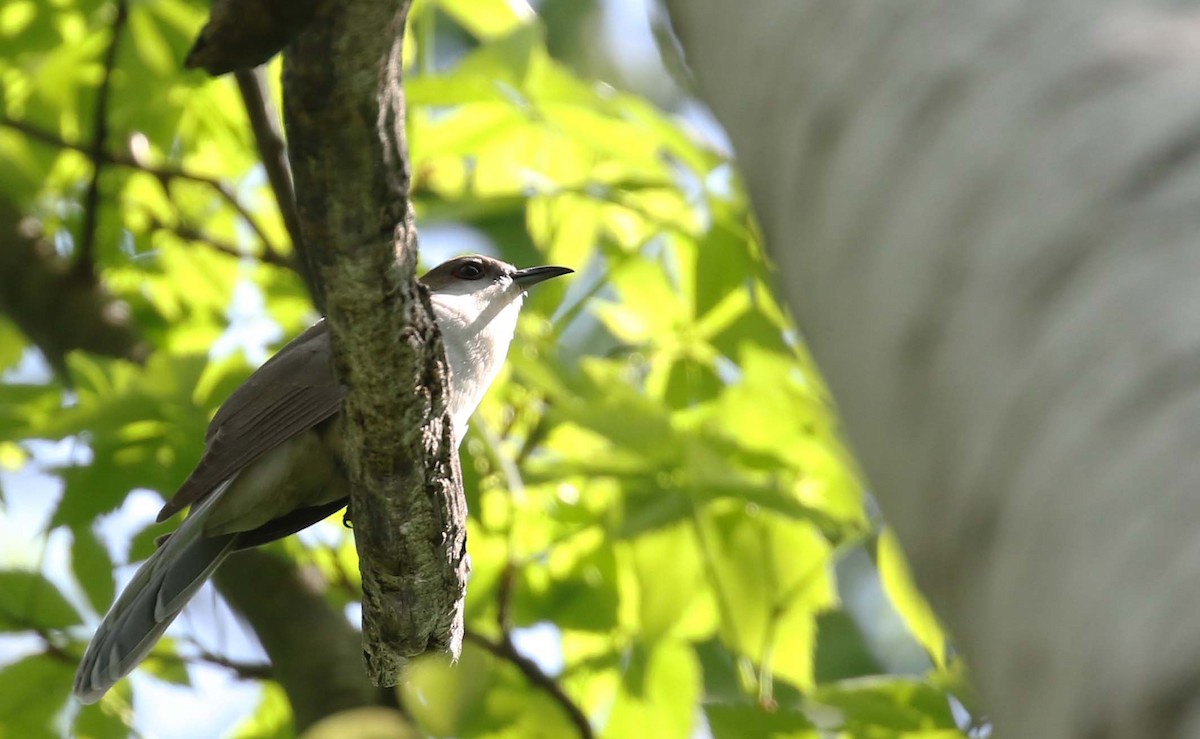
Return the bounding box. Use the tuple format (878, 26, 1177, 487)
(73, 488, 238, 704)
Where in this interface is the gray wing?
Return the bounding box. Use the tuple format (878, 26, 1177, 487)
(156, 320, 346, 522)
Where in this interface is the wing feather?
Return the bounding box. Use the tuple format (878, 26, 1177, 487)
(156, 321, 346, 522)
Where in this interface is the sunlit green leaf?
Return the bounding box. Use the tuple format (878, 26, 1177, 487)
(0, 317, 27, 371)
(73, 679, 133, 739)
(71, 525, 115, 615)
(0, 655, 73, 738)
(0, 570, 81, 632)
(402, 643, 580, 737)
(604, 640, 699, 739)
(812, 676, 959, 732)
(877, 529, 948, 669)
(434, 0, 534, 40)
(627, 523, 710, 642)
(705, 704, 817, 739)
(230, 682, 293, 739)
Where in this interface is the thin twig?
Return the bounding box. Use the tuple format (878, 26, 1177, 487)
(190, 648, 273, 681)
(464, 630, 594, 739)
(496, 561, 517, 634)
(233, 68, 323, 306)
(147, 216, 295, 269)
(75, 0, 130, 277)
(0, 118, 285, 264)
(155, 637, 276, 682)
(233, 68, 302, 253)
(37, 630, 77, 665)
(514, 413, 550, 467)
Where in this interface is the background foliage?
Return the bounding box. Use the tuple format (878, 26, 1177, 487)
(0, 0, 979, 736)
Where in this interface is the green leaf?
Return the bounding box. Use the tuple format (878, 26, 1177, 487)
(604, 640, 699, 739)
(699, 507, 836, 692)
(0, 570, 81, 632)
(812, 676, 959, 731)
(0, 655, 74, 739)
(877, 529, 947, 669)
(0, 383, 62, 444)
(401, 643, 579, 738)
(704, 704, 817, 739)
(435, 0, 533, 40)
(230, 682, 294, 739)
(46, 352, 211, 529)
(71, 526, 115, 615)
(0, 316, 27, 371)
(73, 680, 132, 739)
(516, 537, 618, 632)
(406, 24, 544, 106)
(629, 523, 705, 642)
(813, 610, 882, 684)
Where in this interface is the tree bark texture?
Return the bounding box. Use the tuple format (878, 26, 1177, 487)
(668, 1, 1200, 736)
(186, 0, 324, 75)
(281, 0, 468, 685)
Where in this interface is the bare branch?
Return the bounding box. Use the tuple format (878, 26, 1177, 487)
(233, 67, 319, 303)
(75, 0, 129, 278)
(146, 215, 296, 269)
(187, 646, 273, 681)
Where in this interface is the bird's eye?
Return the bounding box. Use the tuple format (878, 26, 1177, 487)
(452, 261, 485, 280)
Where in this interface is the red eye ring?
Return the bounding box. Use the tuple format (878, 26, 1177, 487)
(452, 262, 485, 280)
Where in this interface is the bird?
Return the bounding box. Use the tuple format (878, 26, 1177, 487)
(72, 254, 572, 704)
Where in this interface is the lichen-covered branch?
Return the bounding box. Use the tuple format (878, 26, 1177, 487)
(280, 0, 468, 685)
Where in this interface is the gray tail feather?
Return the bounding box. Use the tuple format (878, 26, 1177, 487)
(73, 490, 238, 704)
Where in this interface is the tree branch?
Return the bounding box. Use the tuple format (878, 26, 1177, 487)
(279, 0, 468, 686)
(213, 549, 384, 732)
(233, 67, 319, 304)
(146, 215, 296, 270)
(464, 630, 594, 739)
(186, 0, 323, 76)
(0, 117, 283, 262)
(75, 0, 129, 278)
(183, 643, 273, 681)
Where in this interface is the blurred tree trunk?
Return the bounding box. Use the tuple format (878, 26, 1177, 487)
(668, 1, 1200, 736)
(214, 550, 391, 733)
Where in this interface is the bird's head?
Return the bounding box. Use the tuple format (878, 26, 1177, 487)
(421, 254, 572, 301)
(421, 254, 572, 332)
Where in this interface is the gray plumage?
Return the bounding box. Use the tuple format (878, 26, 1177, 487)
(73, 256, 571, 704)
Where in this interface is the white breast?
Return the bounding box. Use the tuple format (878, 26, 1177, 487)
(430, 288, 523, 442)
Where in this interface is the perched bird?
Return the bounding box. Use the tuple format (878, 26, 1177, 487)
(73, 254, 572, 704)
